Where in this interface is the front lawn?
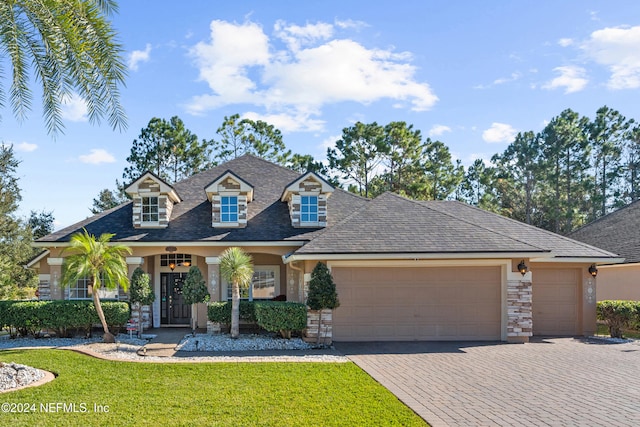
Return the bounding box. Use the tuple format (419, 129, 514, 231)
(0, 350, 427, 426)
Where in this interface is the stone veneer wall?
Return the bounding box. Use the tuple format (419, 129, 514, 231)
(38, 278, 51, 300)
(507, 278, 533, 343)
(132, 195, 172, 228)
(304, 309, 333, 345)
(288, 193, 328, 227)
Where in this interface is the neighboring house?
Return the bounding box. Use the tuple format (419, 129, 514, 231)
(29, 154, 620, 342)
(569, 200, 640, 301)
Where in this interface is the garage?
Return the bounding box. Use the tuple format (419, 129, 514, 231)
(532, 268, 580, 336)
(331, 266, 502, 341)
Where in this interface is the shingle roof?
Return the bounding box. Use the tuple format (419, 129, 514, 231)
(37, 154, 367, 243)
(425, 200, 618, 258)
(295, 192, 618, 259)
(35, 155, 620, 261)
(569, 200, 640, 263)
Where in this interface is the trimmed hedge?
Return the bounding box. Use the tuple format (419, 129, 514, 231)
(597, 300, 640, 338)
(208, 301, 257, 324)
(254, 301, 307, 338)
(0, 300, 130, 338)
(208, 301, 307, 338)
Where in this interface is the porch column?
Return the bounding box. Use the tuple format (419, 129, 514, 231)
(206, 257, 221, 301)
(47, 258, 64, 300)
(507, 271, 533, 343)
(582, 273, 597, 336)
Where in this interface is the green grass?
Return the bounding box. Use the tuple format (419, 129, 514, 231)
(0, 350, 427, 426)
(596, 323, 640, 339)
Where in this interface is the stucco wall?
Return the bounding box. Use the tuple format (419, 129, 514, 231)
(596, 263, 640, 301)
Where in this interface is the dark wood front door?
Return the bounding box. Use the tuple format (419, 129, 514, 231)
(160, 273, 191, 325)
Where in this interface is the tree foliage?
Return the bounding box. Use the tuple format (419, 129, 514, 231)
(61, 229, 131, 342)
(129, 267, 154, 306)
(213, 114, 291, 164)
(219, 247, 254, 339)
(90, 188, 126, 214)
(0, 145, 38, 299)
(0, 0, 127, 135)
(306, 262, 340, 311)
(28, 210, 55, 240)
(183, 266, 209, 305)
(123, 116, 214, 184)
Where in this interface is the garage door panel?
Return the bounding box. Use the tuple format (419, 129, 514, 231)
(533, 268, 579, 336)
(333, 266, 501, 341)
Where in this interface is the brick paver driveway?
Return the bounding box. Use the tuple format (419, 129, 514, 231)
(335, 338, 640, 426)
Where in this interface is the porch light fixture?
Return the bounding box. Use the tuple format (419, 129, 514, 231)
(589, 264, 598, 277)
(517, 260, 528, 276)
(181, 261, 191, 268)
(169, 262, 176, 271)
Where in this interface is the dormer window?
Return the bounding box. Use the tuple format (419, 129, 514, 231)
(142, 196, 159, 223)
(221, 196, 239, 223)
(124, 171, 181, 229)
(301, 195, 318, 223)
(281, 172, 334, 228)
(205, 171, 253, 228)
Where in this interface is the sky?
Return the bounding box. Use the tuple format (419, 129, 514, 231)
(3, 1, 640, 230)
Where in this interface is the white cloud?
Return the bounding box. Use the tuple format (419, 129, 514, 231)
(61, 93, 88, 122)
(493, 72, 522, 85)
(242, 111, 325, 133)
(542, 66, 588, 93)
(1, 141, 38, 152)
(15, 142, 38, 152)
(482, 123, 517, 144)
(128, 44, 152, 71)
(582, 25, 640, 89)
(78, 149, 116, 164)
(558, 38, 574, 47)
(185, 19, 437, 126)
(429, 125, 452, 137)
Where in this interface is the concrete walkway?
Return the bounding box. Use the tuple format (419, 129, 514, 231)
(138, 328, 191, 357)
(336, 338, 640, 427)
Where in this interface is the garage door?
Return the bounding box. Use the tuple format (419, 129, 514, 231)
(533, 268, 579, 336)
(332, 266, 501, 341)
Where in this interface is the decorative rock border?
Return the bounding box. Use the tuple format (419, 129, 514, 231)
(0, 364, 55, 394)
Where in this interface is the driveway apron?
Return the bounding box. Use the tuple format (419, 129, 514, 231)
(336, 338, 640, 427)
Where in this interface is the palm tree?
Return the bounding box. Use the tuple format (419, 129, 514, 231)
(219, 247, 253, 338)
(61, 228, 131, 343)
(0, 0, 127, 135)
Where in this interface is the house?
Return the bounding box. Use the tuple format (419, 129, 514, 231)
(569, 200, 640, 301)
(29, 154, 620, 342)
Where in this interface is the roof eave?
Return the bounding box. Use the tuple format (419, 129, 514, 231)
(283, 251, 550, 264)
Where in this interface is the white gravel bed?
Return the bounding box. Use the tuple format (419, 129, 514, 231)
(0, 334, 102, 349)
(0, 362, 45, 391)
(0, 333, 347, 363)
(176, 333, 313, 352)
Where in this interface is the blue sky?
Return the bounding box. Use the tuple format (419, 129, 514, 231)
(3, 1, 640, 229)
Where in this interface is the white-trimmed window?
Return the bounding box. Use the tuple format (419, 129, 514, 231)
(68, 277, 118, 300)
(221, 196, 238, 223)
(142, 196, 159, 223)
(226, 266, 279, 301)
(300, 195, 318, 223)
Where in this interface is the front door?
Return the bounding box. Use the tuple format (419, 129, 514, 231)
(160, 273, 191, 325)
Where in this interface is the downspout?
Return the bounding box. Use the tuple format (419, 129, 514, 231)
(288, 261, 304, 303)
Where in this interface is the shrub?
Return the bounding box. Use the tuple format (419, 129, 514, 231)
(183, 266, 209, 305)
(0, 300, 129, 338)
(597, 300, 640, 338)
(207, 301, 257, 325)
(129, 267, 155, 306)
(254, 302, 307, 338)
